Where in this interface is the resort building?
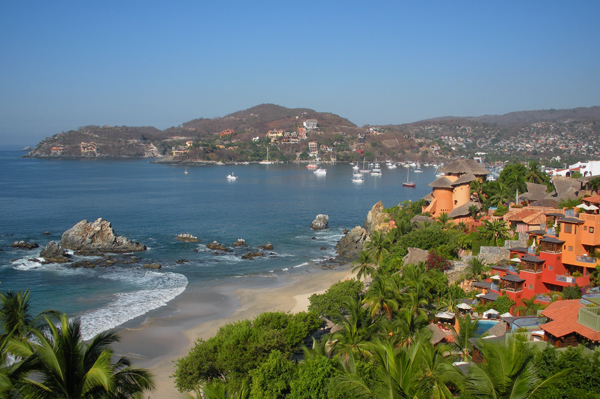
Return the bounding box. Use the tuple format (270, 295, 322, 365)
(422, 159, 489, 220)
(539, 299, 600, 348)
(473, 204, 599, 313)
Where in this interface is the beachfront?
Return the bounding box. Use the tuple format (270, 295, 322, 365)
(115, 264, 355, 398)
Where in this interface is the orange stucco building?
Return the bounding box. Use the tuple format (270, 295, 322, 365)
(422, 159, 490, 220)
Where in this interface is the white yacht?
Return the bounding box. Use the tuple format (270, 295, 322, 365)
(227, 173, 238, 180)
(314, 168, 327, 175)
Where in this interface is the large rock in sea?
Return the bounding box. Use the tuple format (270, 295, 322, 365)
(40, 241, 69, 263)
(363, 201, 391, 235)
(310, 214, 329, 230)
(61, 219, 146, 253)
(335, 226, 368, 261)
(11, 241, 39, 250)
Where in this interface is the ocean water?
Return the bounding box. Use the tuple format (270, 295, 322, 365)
(0, 146, 436, 339)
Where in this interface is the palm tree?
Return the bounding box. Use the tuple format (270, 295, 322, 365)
(487, 182, 514, 207)
(468, 204, 480, 220)
(436, 212, 454, 230)
(451, 337, 568, 399)
(470, 179, 484, 203)
(525, 161, 548, 185)
(450, 313, 478, 361)
(363, 278, 398, 320)
(0, 289, 60, 343)
(351, 250, 375, 283)
(588, 176, 600, 195)
(465, 257, 489, 281)
(330, 297, 375, 361)
(514, 297, 546, 316)
(365, 230, 391, 266)
(7, 314, 154, 398)
(332, 337, 431, 399)
(477, 219, 512, 246)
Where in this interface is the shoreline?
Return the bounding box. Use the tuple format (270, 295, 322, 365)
(114, 263, 355, 398)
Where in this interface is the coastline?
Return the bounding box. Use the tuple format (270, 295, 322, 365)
(114, 263, 355, 399)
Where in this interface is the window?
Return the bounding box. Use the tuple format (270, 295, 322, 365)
(584, 226, 588, 231)
(564, 224, 572, 233)
(549, 265, 553, 271)
(569, 246, 573, 251)
(591, 227, 595, 233)
(529, 284, 533, 290)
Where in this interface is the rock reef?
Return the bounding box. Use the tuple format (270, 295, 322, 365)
(61, 219, 146, 253)
(310, 214, 329, 230)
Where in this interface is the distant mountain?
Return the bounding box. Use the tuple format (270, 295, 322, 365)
(23, 104, 600, 161)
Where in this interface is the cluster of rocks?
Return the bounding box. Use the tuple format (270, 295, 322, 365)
(335, 226, 368, 261)
(241, 252, 265, 260)
(232, 239, 248, 247)
(206, 241, 232, 252)
(61, 219, 146, 253)
(40, 241, 69, 263)
(176, 233, 199, 242)
(11, 241, 39, 250)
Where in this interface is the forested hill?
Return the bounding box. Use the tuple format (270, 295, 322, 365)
(23, 104, 600, 162)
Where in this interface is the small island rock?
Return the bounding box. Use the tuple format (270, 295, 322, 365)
(61, 219, 146, 253)
(176, 233, 199, 242)
(40, 241, 69, 263)
(258, 243, 273, 250)
(242, 252, 265, 260)
(206, 241, 229, 251)
(11, 241, 39, 250)
(232, 239, 248, 247)
(143, 263, 161, 269)
(310, 214, 329, 230)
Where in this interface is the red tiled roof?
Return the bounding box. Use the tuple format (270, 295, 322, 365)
(583, 195, 600, 205)
(540, 300, 600, 342)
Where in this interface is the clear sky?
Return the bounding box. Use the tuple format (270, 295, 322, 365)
(1, 1, 599, 145)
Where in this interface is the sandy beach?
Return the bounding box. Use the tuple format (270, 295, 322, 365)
(114, 264, 355, 398)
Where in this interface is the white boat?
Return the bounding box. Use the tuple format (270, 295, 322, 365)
(360, 158, 370, 173)
(352, 174, 364, 183)
(403, 168, 416, 187)
(409, 162, 416, 168)
(184, 170, 188, 174)
(403, 163, 410, 168)
(352, 164, 359, 171)
(227, 173, 238, 180)
(414, 167, 423, 173)
(371, 161, 382, 175)
(307, 163, 318, 169)
(259, 148, 274, 164)
(314, 168, 327, 175)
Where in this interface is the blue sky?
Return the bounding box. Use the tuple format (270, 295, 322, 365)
(1, 1, 599, 145)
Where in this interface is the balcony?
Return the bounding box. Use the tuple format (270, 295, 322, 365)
(576, 255, 598, 264)
(490, 283, 499, 291)
(536, 294, 551, 303)
(556, 275, 577, 283)
(581, 293, 600, 306)
(578, 307, 600, 332)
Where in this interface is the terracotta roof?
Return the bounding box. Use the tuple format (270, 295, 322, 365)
(540, 300, 600, 342)
(584, 195, 600, 205)
(504, 209, 546, 225)
(429, 176, 454, 189)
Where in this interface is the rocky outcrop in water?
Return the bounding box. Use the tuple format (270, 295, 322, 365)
(40, 241, 69, 263)
(258, 243, 273, 250)
(363, 201, 391, 235)
(11, 241, 39, 249)
(61, 219, 146, 253)
(335, 226, 368, 261)
(242, 252, 265, 260)
(232, 239, 248, 247)
(310, 214, 329, 230)
(176, 233, 199, 242)
(206, 241, 230, 251)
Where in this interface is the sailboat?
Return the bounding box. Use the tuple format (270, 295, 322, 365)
(403, 168, 416, 187)
(360, 158, 370, 173)
(259, 147, 274, 164)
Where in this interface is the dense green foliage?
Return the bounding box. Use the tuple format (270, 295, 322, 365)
(308, 279, 364, 319)
(173, 311, 321, 391)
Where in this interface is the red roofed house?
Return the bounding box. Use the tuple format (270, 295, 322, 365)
(540, 299, 600, 348)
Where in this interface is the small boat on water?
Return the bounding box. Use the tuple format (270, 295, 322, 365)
(227, 173, 238, 180)
(403, 168, 416, 187)
(307, 163, 318, 169)
(184, 170, 188, 174)
(352, 173, 364, 183)
(371, 161, 382, 175)
(259, 148, 274, 164)
(314, 168, 327, 175)
(360, 158, 371, 173)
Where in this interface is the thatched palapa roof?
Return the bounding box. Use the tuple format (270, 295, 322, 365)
(448, 201, 481, 218)
(429, 176, 454, 189)
(439, 159, 490, 176)
(452, 173, 477, 186)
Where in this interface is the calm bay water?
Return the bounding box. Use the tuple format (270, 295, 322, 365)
(0, 146, 435, 338)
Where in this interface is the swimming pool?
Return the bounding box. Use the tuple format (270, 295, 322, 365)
(475, 320, 498, 336)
